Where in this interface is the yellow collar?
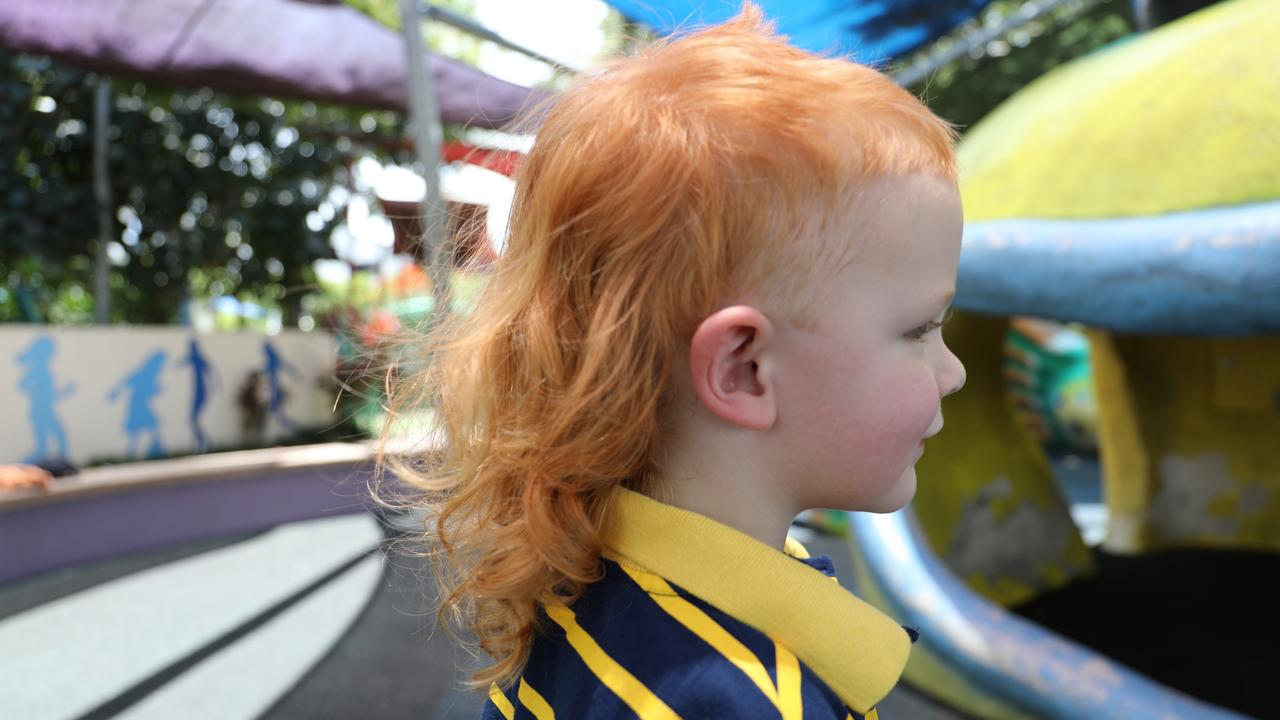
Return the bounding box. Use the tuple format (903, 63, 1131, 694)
(601, 489, 910, 714)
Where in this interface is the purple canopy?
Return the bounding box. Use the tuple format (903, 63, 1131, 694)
(0, 0, 545, 130)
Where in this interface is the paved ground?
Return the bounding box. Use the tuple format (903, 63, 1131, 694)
(2, 451, 1270, 719)
(0, 514, 965, 720)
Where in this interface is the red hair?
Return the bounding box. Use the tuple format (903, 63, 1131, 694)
(384, 4, 956, 688)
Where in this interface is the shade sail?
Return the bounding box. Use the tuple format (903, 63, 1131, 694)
(954, 0, 1280, 335)
(0, 0, 546, 130)
(603, 0, 992, 62)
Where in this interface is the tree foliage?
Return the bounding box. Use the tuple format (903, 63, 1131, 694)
(0, 50, 408, 324)
(899, 0, 1137, 133)
(0, 0, 553, 326)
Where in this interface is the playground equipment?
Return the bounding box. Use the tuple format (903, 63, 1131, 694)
(848, 0, 1280, 716)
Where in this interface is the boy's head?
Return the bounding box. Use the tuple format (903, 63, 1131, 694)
(677, 172, 966, 521)
(406, 5, 968, 686)
(409, 6, 965, 682)
(498, 5, 963, 521)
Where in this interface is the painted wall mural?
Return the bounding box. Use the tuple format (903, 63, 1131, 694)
(16, 336, 75, 463)
(1, 327, 338, 466)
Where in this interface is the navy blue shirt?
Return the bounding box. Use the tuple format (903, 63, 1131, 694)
(482, 553, 901, 719)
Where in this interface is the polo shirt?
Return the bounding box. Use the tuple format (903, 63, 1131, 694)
(482, 489, 915, 719)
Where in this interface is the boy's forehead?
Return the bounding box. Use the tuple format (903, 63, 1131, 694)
(857, 172, 961, 219)
(826, 174, 962, 292)
(839, 174, 960, 252)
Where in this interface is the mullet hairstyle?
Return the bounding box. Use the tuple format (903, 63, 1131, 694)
(383, 3, 957, 689)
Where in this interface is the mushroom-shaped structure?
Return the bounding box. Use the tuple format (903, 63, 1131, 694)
(849, 0, 1279, 715)
(954, 0, 1280, 553)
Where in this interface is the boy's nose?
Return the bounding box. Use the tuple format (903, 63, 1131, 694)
(938, 344, 966, 398)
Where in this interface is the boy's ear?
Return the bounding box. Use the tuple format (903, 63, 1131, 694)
(688, 305, 776, 430)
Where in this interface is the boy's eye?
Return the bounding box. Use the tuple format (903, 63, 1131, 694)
(905, 324, 932, 340)
(906, 308, 953, 341)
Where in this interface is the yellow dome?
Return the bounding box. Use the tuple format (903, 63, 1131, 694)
(958, 0, 1280, 222)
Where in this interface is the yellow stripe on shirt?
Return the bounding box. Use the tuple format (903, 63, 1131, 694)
(488, 683, 515, 720)
(544, 604, 681, 720)
(618, 560, 801, 720)
(774, 640, 803, 720)
(518, 678, 556, 720)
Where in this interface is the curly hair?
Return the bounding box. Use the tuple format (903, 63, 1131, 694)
(382, 3, 957, 689)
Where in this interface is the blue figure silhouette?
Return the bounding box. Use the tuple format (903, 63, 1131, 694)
(108, 350, 168, 458)
(262, 341, 301, 431)
(16, 336, 75, 463)
(180, 339, 219, 452)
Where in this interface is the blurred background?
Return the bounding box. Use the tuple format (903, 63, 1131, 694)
(1, 0, 1277, 718)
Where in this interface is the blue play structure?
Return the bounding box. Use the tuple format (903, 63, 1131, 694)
(602, 0, 993, 62)
(958, 200, 1280, 336)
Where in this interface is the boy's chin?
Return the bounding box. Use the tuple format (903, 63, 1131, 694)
(861, 468, 917, 514)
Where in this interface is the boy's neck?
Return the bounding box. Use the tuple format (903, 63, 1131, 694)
(656, 423, 799, 550)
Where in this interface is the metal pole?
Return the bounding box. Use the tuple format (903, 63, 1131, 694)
(418, 1, 578, 75)
(398, 0, 451, 305)
(93, 76, 112, 325)
(1132, 0, 1153, 31)
(892, 0, 1087, 88)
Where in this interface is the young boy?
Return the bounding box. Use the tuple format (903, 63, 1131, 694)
(392, 5, 966, 719)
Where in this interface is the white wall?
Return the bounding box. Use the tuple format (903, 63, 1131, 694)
(1, 326, 338, 466)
